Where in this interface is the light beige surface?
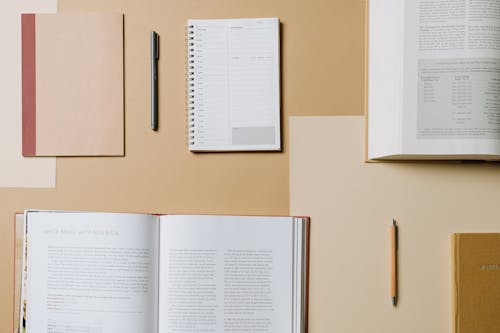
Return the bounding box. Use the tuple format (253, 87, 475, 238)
(0, 0, 56, 187)
(0, 0, 366, 331)
(36, 13, 124, 156)
(290, 116, 500, 333)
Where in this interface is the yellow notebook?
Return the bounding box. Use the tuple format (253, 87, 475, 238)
(452, 233, 500, 333)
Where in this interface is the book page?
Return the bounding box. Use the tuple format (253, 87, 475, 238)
(15, 213, 24, 333)
(24, 211, 159, 333)
(158, 215, 294, 333)
(368, 0, 406, 159)
(188, 18, 280, 151)
(402, 0, 500, 155)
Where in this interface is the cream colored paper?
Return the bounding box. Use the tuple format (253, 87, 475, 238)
(290, 116, 500, 332)
(35, 13, 124, 156)
(0, 1, 56, 187)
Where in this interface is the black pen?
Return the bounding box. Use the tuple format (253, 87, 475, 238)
(151, 31, 159, 131)
(391, 219, 398, 306)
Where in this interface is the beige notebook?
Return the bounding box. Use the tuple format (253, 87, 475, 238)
(22, 13, 124, 156)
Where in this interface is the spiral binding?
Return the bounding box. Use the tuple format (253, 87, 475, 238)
(187, 25, 196, 146)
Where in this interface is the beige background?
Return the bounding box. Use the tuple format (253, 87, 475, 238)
(290, 116, 500, 333)
(0, 0, 56, 188)
(0, 0, 366, 331)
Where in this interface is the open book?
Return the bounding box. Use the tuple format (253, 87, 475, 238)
(368, 0, 500, 160)
(20, 211, 308, 333)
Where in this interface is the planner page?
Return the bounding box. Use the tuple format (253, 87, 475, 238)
(188, 18, 280, 151)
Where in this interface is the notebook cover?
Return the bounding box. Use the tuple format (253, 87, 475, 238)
(452, 233, 500, 333)
(22, 13, 124, 156)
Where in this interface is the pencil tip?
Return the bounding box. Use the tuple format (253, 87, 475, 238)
(392, 297, 397, 306)
(393, 219, 396, 226)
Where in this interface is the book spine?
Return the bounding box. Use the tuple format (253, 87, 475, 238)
(452, 234, 460, 333)
(22, 14, 37, 156)
(187, 24, 196, 147)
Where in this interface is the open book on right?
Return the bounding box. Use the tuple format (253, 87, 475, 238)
(368, 0, 500, 160)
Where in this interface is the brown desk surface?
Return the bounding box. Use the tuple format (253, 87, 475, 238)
(0, 0, 366, 330)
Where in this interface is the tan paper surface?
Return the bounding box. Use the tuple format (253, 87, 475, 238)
(290, 116, 500, 332)
(35, 13, 124, 156)
(0, 1, 56, 187)
(0, 0, 366, 331)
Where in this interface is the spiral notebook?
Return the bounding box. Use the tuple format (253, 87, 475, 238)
(187, 18, 281, 152)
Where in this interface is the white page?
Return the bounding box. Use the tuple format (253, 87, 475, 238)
(24, 211, 159, 333)
(367, 0, 406, 159)
(402, 0, 500, 155)
(0, 0, 56, 187)
(188, 18, 280, 151)
(158, 215, 294, 333)
(15, 213, 25, 333)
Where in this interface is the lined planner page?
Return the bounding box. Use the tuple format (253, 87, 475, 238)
(188, 18, 280, 151)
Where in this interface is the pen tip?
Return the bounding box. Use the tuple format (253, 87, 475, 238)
(392, 297, 397, 306)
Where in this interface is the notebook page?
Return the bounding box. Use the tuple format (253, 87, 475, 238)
(188, 18, 280, 151)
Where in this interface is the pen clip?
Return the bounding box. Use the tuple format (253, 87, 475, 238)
(155, 33, 159, 60)
(393, 219, 398, 250)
